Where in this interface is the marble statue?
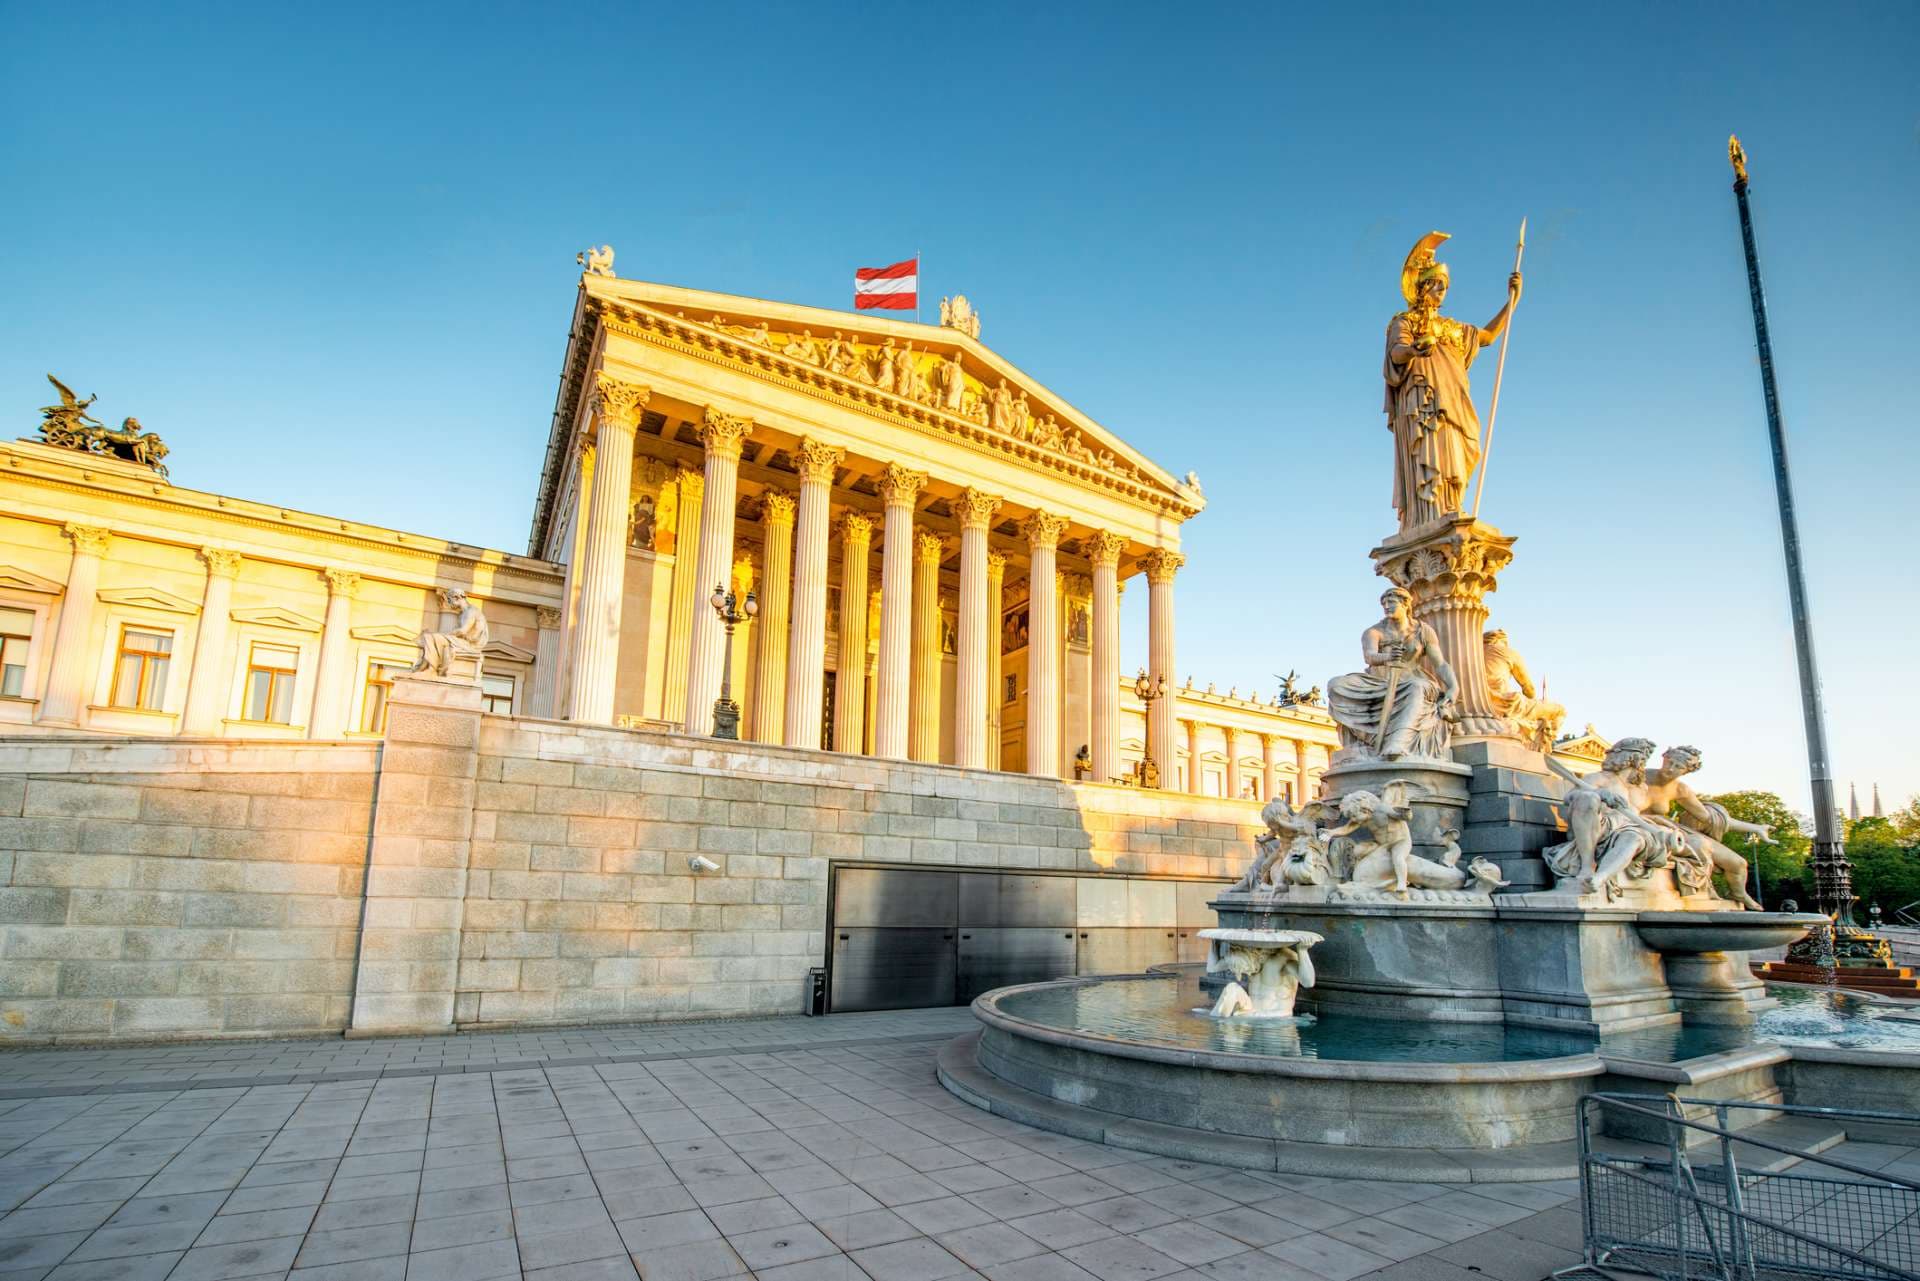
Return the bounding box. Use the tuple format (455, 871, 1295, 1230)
(1385, 232, 1520, 531)
(1327, 586, 1458, 761)
(938, 350, 966, 411)
(628, 494, 657, 549)
(410, 589, 489, 680)
(939, 294, 981, 339)
(38, 376, 171, 477)
(1483, 629, 1565, 750)
(782, 329, 821, 365)
(1234, 795, 1334, 894)
(821, 332, 856, 376)
(1318, 783, 1508, 898)
(1202, 929, 1319, 1018)
(894, 342, 926, 401)
(1642, 745, 1771, 910)
(873, 340, 896, 392)
(577, 245, 615, 276)
(1544, 738, 1712, 901)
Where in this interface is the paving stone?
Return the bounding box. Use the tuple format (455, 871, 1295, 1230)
(847, 1236, 973, 1280)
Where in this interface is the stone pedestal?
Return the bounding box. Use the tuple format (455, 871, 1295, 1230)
(1371, 517, 1516, 740)
(1450, 738, 1571, 892)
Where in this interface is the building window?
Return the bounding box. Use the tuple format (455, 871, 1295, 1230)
(242, 642, 299, 724)
(481, 672, 516, 715)
(360, 659, 409, 732)
(111, 626, 172, 711)
(0, 607, 32, 698)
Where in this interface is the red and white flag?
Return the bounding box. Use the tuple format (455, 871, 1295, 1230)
(854, 256, 918, 311)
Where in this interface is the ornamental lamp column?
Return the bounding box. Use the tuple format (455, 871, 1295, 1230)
(39, 524, 111, 727)
(750, 491, 796, 744)
(954, 488, 1001, 769)
(834, 512, 874, 753)
(181, 547, 242, 735)
(782, 438, 842, 747)
(872, 465, 925, 758)
(1087, 531, 1124, 782)
(1023, 511, 1068, 777)
(1141, 549, 1183, 787)
(309, 568, 361, 738)
(682, 408, 755, 733)
(565, 373, 648, 725)
(707, 584, 758, 739)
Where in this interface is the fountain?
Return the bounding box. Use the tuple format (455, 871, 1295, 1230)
(933, 229, 1920, 1181)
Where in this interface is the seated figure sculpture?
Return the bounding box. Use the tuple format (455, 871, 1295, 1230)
(1545, 738, 1712, 901)
(1327, 587, 1458, 761)
(1641, 745, 1771, 910)
(1483, 628, 1565, 751)
(410, 589, 489, 680)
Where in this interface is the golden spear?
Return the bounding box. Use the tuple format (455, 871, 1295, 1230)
(1470, 217, 1526, 520)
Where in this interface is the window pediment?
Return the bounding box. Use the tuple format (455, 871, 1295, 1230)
(350, 623, 419, 645)
(230, 606, 322, 632)
(0, 565, 65, 596)
(98, 586, 200, 615)
(483, 639, 535, 663)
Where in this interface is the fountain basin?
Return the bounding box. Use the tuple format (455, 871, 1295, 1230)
(1635, 910, 1820, 954)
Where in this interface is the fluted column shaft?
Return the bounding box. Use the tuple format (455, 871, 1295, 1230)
(1261, 734, 1278, 804)
(182, 548, 241, 734)
(750, 493, 795, 744)
(566, 374, 648, 725)
(909, 532, 945, 763)
(309, 569, 361, 738)
(660, 467, 703, 725)
(1142, 550, 1183, 789)
(1223, 726, 1241, 800)
(954, 490, 1000, 769)
(873, 466, 925, 759)
(1088, 532, 1123, 783)
(1024, 512, 1067, 777)
(986, 552, 1007, 770)
(780, 440, 842, 747)
(834, 512, 873, 753)
(1186, 719, 1203, 795)
(1296, 739, 1312, 802)
(530, 607, 563, 718)
(41, 525, 111, 726)
(685, 409, 755, 734)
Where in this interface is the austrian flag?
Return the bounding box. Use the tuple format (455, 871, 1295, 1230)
(854, 257, 918, 311)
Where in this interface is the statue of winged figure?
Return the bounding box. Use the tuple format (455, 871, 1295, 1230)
(37, 376, 171, 477)
(39, 375, 103, 443)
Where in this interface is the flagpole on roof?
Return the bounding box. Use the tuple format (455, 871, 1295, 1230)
(915, 249, 922, 325)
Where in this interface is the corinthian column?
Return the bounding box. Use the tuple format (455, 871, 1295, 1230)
(834, 512, 874, 753)
(683, 408, 754, 734)
(780, 439, 842, 747)
(182, 548, 242, 735)
(1223, 726, 1241, 799)
(1371, 519, 1518, 739)
(309, 569, 361, 738)
(1141, 549, 1183, 789)
(565, 373, 648, 725)
(1261, 733, 1278, 804)
(1186, 718, 1203, 795)
(750, 491, 795, 744)
(872, 465, 925, 759)
(1296, 738, 1311, 802)
(40, 524, 111, 727)
(1023, 511, 1067, 778)
(909, 532, 947, 763)
(660, 466, 703, 725)
(1087, 531, 1124, 783)
(954, 489, 1000, 769)
(986, 551, 1007, 770)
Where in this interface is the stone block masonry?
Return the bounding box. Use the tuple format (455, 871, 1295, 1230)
(0, 693, 1262, 1044)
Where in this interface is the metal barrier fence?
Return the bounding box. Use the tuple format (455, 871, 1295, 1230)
(1560, 1093, 1920, 1281)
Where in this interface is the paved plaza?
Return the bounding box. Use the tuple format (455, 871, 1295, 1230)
(0, 1008, 1593, 1281)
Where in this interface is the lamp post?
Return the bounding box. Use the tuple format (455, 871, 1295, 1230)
(1726, 137, 1885, 966)
(1133, 667, 1167, 787)
(709, 584, 758, 740)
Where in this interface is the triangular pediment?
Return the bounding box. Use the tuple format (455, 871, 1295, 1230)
(230, 606, 322, 632)
(581, 277, 1205, 515)
(483, 639, 535, 663)
(351, 623, 420, 645)
(0, 565, 65, 595)
(98, 586, 200, 615)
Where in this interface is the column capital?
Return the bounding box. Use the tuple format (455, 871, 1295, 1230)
(760, 489, 797, 526)
(199, 547, 243, 579)
(676, 464, 705, 496)
(700, 408, 755, 460)
(1086, 529, 1126, 568)
(794, 437, 844, 483)
(536, 605, 563, 629)
(837, 510, 875, 545)
(986, 550, 1008, 580)
(1022, 510, 1068, 550)
(914, 531, 949, 566)
(956, 488, 1002, 531)
(63, 523, 111, 557)
(878, 463, 928, 508)
(591, 372, 651, 431)
(1141, 548, 1185, 584)
(322, 568, 361, 598)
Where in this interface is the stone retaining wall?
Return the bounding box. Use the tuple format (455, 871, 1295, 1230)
(0, 675, 1263, 1044)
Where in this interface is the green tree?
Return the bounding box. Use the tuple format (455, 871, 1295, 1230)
(1844, 816, 1920, 923)
(1888, 799, 1920, 845)
(1701, 790, 1810, 909)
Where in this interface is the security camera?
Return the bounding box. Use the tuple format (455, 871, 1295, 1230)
(688, 855, 720, 873)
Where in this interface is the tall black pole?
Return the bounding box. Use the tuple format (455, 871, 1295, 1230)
(1728, 137, 1879, 961)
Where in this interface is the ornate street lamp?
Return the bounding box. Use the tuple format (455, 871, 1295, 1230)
(709, 584, 758, 740)
(1133, 667, 1167, 788)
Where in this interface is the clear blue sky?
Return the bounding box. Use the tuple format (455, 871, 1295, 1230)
(4, 3, 1915, 813)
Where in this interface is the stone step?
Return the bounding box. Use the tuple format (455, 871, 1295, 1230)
(1751, 962, 1920, 993)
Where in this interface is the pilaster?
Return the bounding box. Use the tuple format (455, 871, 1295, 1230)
(182, 547, 242, 735)
(309, 569, 361, 739)
(40, 524, 112, 727)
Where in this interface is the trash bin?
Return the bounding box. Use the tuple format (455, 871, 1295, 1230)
(805, 966, 827, 1016)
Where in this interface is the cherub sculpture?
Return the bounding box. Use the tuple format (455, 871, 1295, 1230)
(1231, 794, 1336, 894)
(1317, 783, 1509, 898)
